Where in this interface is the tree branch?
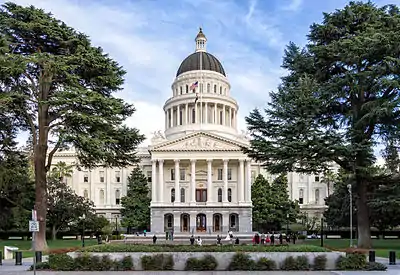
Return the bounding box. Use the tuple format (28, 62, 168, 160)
(46, 138, 62, 172)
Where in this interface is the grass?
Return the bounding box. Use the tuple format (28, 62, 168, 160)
(82, 243, 329, 253)
(304, 238, 400, 259)
(0, 239, 97, 259)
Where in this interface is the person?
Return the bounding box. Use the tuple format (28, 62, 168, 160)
(261, 233, 265, 245)
(286, 233, 290, 244)
(171, 230, 174, 241)
(292, 233, 297, 244)
(235, 237, 239, 245)
(152, 234, 157, 244)
(279, 233, 283, 245)
(196, 236, 203, 246)
(266, 233, 271, 245)
(254, 233, 260, 244)
(144, 229, 147, 237)
(216, 235, 222, 245)
(229, 231, 233, 239)
(190, 235, 195, 245)
(270, 232, 275, 245)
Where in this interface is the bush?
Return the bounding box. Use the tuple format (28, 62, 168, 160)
(227, 253, 255, 270)
(48, 254, 75, 271)
(82, 244, 328, 253)
(313, 254, 327, 270)
(281, 255, 310, 270)
(364, 262, 387, 271)
(336, 252, 367, 270)
(254, 257, 276, 270)
(30, 262, 50, 270)
(141, 254, 174, 270)
(298, 234, 307, 240)
(185, 255, 218, 271)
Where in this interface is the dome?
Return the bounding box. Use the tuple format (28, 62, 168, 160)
(176, 52, 226, 77)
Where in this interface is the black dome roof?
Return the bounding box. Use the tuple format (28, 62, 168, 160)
(176, 52, 226, 77)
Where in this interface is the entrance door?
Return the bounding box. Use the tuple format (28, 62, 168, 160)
(181, 214, 189, 232)
(213, 214, 221, 232)
(196, 214, 206, 232)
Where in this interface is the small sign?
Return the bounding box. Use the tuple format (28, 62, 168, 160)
(29, 221, 39, 232)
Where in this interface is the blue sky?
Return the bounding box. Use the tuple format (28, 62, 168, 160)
(7, 0, 399, 155)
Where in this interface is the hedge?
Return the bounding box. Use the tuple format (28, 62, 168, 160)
(81, 244, 329, 253)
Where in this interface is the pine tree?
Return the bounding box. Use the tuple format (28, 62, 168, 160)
(244, 2, 400, 248)
(120, 166, 151, 231)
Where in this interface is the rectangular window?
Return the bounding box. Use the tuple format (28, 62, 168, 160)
(299, 198, 304, 204)
(196, 189, 207, 202)
(180, 168, 185, 181)
(171, 169, 175, 181)
(99, 171, 105, 183)
(227, 168, 232, 180)
(147, 171, 152, 183)
(83, 171, 89, 183)
(217, 168, 223, 180)
(315, 176, 320, 182)
(115, 171, 121, 183)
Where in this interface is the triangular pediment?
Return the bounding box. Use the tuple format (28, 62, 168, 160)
(151, 132, 247, 152)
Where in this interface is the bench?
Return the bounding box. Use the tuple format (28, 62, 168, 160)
(4, 246, 19, 260)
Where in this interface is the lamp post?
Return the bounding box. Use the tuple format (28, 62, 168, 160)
(81, 214, 86, 248)
(115, 215, 119, 236)
(347, 184, 353, 247)
(286, 213, 289, 236)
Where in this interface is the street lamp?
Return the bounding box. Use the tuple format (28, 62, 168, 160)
(81, 214, 86, 248)
(286, 213, 289, 236)
(347, 184, 353, 247)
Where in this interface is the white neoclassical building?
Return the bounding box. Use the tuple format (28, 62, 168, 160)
(52, 29, 330, 234)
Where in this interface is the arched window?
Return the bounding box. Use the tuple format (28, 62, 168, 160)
(228, 188, 232, 202)
(218, 188, 222, 202)
(180, 188, 185, 203)
(299, 189, 304, 204)
(192, 108, 196, 123)
(99, 189, 105, 205)
(171, 188, 175, 202)
(115, 189, 121, 205)
(230, 214, 236, 227)
(83, 189, 88, 199)
(220, 86, 222, 94)
(214, 84, 217, 93)
(207, 83, 210, 93)
(315, 189, 320, 204)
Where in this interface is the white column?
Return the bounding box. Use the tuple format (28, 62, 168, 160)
(177, 105, 180, 126)
(207, 159, 213, 202)
(214, 103, 218, 124)
(185, 103, 188, 125)
(223, 159, 229, 202)
(151, 160, 157, 203)
(205, 102, 208, 123)
(174, 159, 180, 203)
(222, 105, 226, 126)
(158, 159, 164, 202)
(245, 159, 252, 202)
(190, 159, 196, 203)
(238, 159, 244, 202)
(169, 109, 172, 128)
(164, 111, 167, 130)
(229, 107, 232, 127)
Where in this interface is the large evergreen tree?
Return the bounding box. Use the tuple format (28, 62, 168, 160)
(120, 166, 150, 231)
(244, 2, 400, 248)
(251, 174, 299, 231)
(0, 3, 145, 249)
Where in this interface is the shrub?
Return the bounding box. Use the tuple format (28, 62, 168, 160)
(30, 262, 50, 270)
(185, 255, 218, 271)
(298, 234, 307, 240)
(48, 253, 75, 271)
(281, 255, 310, 270)
(336, 252, 367, 270)
(296, 255, 310, 270)
(82, 244, 328, 253)
(313, 254, 327, 270)
(254, 257, 276, 270)
(227, 253, 255, 270)
(118, 255, 134, 271)
(141, 254, 174, 270)
(364, 262, 387, 271)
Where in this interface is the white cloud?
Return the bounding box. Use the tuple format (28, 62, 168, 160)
(282, 0, 303, 12)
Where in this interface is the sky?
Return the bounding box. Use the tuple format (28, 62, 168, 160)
(5, 0, 399, 160)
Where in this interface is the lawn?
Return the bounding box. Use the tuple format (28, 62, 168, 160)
(0, 239, 97, 259)
(304, 238, 400, 258)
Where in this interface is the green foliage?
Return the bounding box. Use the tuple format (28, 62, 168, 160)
(82, 244, 329, 253)
(364, 262, 387, 271)
(336, 252, 367, 270)
(120, 166, 151, 230)
(280, 255, 310, 270)
(251, 174, 299, 231)
(46, 178, 94, 239)
(42, 253, 134, 271)
(254, 257, 277, 270)
(243, 1, 400, 248)
(50, 162, 73, 181)
(140, 254, 174, 270)
(313, 255, 327, 270)
(227, 253, 254, 270)
(185, 255, 218, 271)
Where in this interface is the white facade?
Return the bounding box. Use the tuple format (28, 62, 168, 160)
(51, 29, 329, 233)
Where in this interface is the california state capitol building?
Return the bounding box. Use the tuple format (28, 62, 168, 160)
(52, 29, 330, 234)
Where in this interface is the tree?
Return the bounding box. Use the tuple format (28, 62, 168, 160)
(244, 2, 400, 248)
(381, 140, 399, 173)
(0, 3, 145, 249)
(46, 178, 94, 240)
(321, 170, 337, 197)
(50, 161, 73, 181)
(251, 174, 299, 231)
(120, 166, 150, 231)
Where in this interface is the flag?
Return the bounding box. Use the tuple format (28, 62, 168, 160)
(194, 93, 199, 103)
(190, 81, 198, 91)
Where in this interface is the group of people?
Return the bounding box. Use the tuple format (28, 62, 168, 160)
(253, 232, 297, 245)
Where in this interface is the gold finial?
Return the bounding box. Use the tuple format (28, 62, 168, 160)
(196, 27, 206, 40)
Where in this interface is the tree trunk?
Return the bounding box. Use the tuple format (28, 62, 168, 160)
(356, 179, 372, 249)
(52, 225, 57, 241)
